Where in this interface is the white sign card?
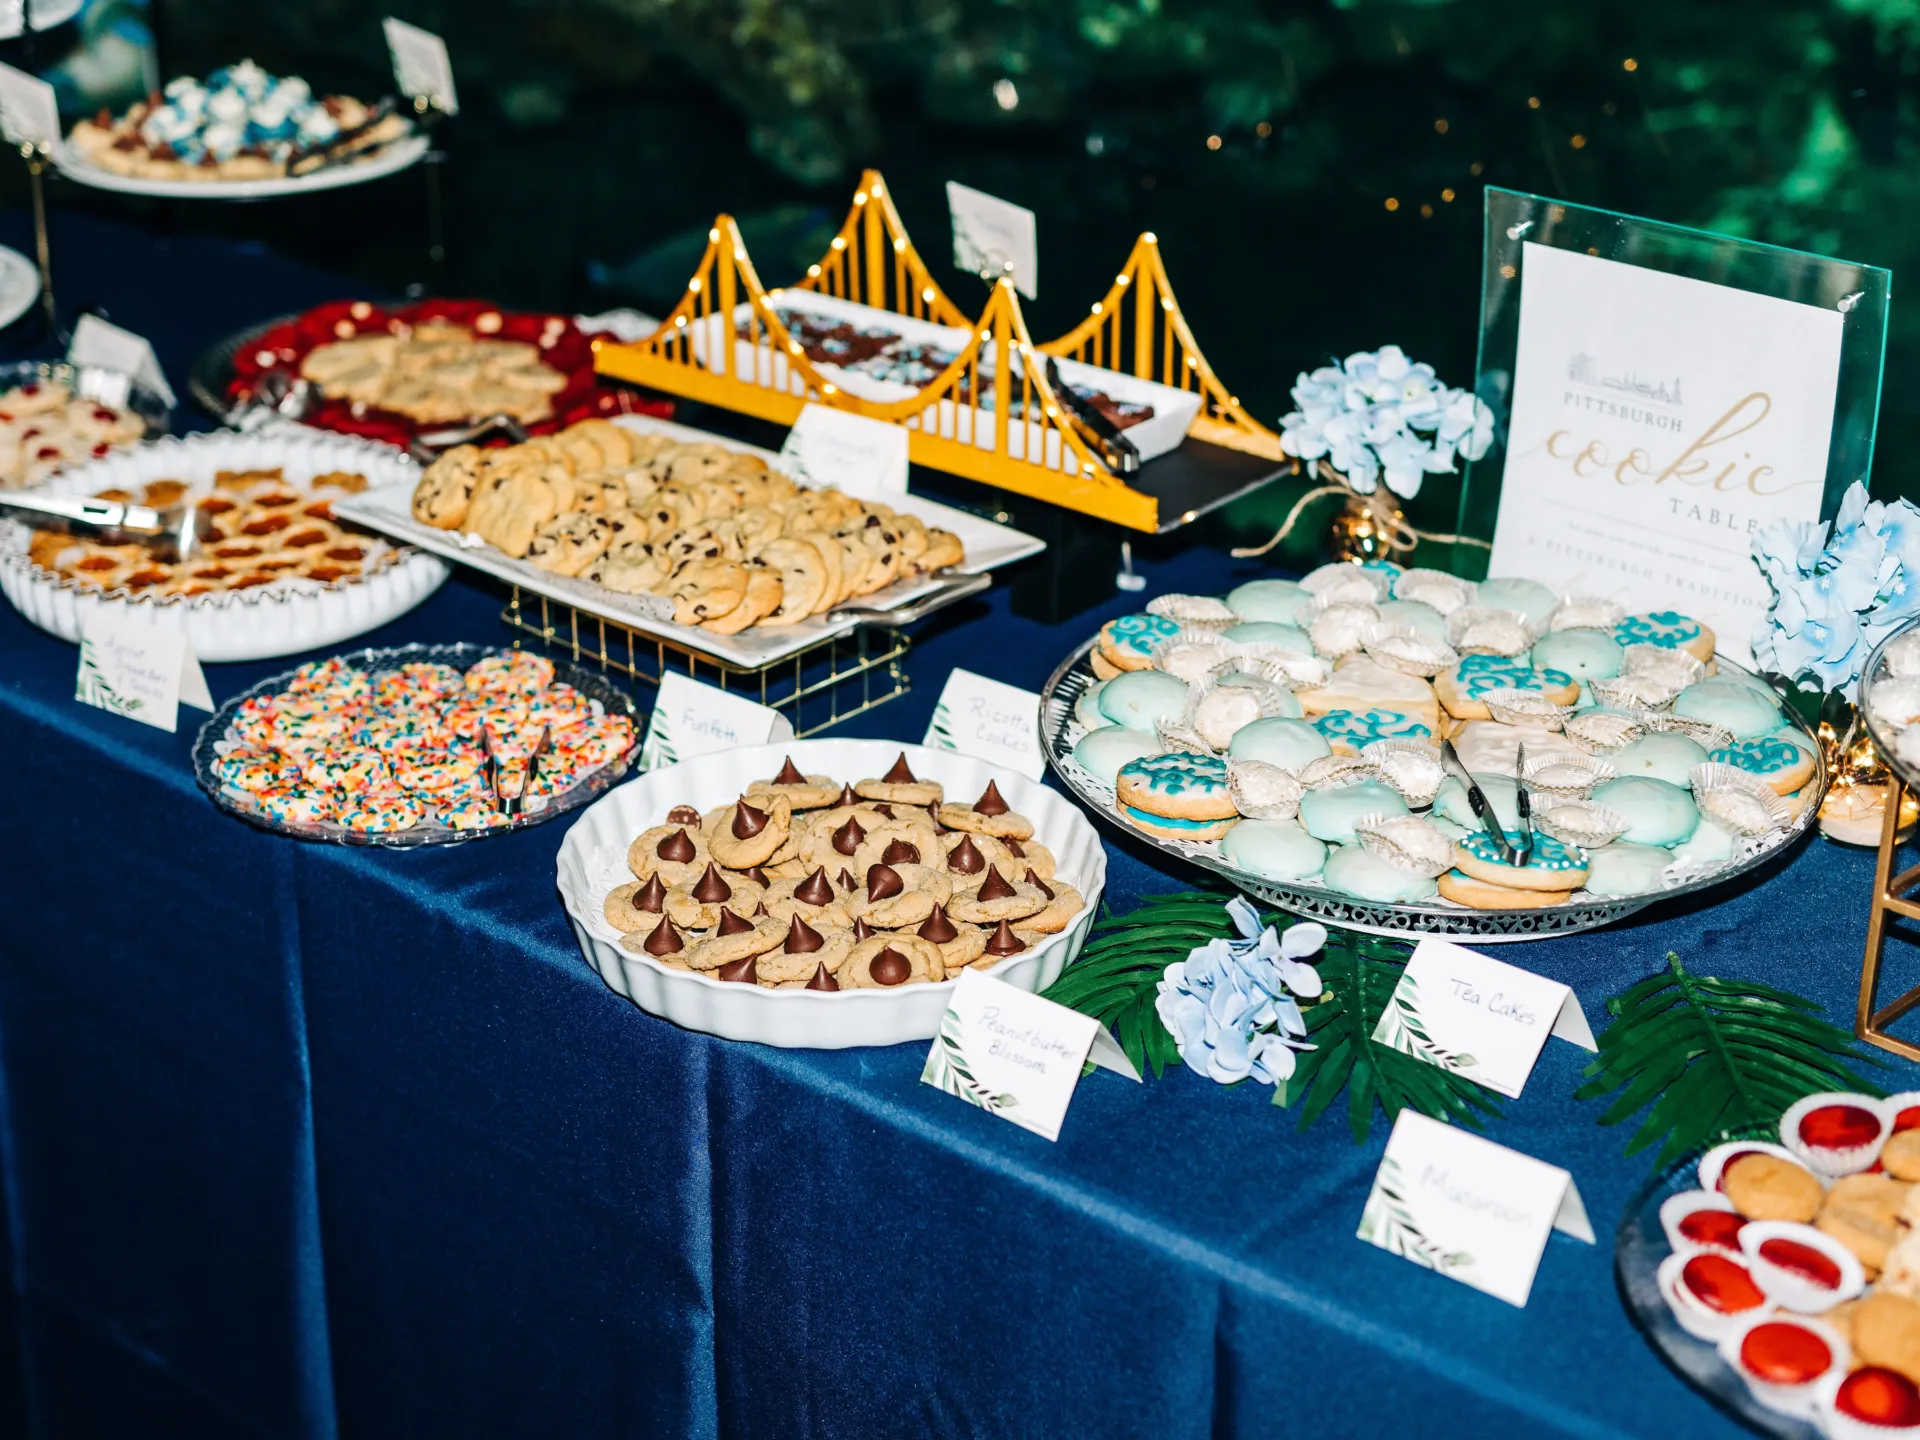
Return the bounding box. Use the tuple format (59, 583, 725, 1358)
(1490, 242, 1844, 668)
(1357, 1110, 1593, 1308)
(638, 671, 792, 770)
(0, 61, 59, 150)
(1370, 937, 1595, 1100)
(68, 314, 175, 408)
(921, 968, 1138, 1142)
(76, 611, 212, 733)
(946, 181, 1038, 300)
(383, 18, 459, 116)
(777, 403, 908, 500)
(922, 667, 1044, 782)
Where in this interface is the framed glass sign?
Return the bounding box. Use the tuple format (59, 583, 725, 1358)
(1456, 187, 1889, 667)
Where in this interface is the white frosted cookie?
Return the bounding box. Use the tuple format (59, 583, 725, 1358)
(1448, 721, 1585, 778)
(1295, 656, 1440, 731)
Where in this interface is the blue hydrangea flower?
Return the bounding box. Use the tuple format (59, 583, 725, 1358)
(1154, 900, 1325, 1087)
(1278, 348, 1494, 502)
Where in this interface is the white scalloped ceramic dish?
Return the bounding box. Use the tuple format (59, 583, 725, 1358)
(0, 427, 448, 661)
(555, 741, 1107, 1048)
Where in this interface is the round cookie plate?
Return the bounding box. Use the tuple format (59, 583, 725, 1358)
(1617, 1155, 1820, 1440)
(1862, 618, 1920, 795)
(555, 741, 1107, 1049)
(53, 131, 431, 200)
(1041, 637, 1824, 941)
(192, 642, 641, 848)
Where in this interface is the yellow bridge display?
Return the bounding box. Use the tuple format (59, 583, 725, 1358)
(592, 171, 1286, 533)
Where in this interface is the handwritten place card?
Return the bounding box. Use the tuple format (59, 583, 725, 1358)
(76, 611, 212, 733)
(922, 667, 1044, 782)
(946, 181, 1038, 299)
(778, 403, 908, 501)
(921, 968, 1138, 1141)
(1370, 937, 1594, 1100)
(638, 671, 793, 771)
(384, 18, 459, 116)
(1357, 1110, 1593, 1308)
(0, 61, 58, 151)
(69, 314, 175, 408)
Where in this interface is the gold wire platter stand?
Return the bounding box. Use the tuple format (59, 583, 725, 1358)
(592, 169, 1289, 534)
(1855, 622, 1920, 1059)
(501, 588, 912, 738)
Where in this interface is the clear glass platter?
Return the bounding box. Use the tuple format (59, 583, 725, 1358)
(1860, 618, 1920, 793)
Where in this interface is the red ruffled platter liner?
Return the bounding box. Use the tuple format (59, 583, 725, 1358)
(226, 298, 672, 447)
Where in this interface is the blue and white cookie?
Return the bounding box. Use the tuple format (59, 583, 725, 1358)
(1073, 727, 1158, 784)
(1614, 610, 1715, 663)
(1116, 753, 1239, 840)
(1227, 716, 1332, 772)
(1310, 707, 1433, 755)
(1075, 681, 1114, 731)
(1298, 780, 1408, 845)
(1323, 843, 1438, 903)
(1708, 733, 1815, 794)
(1226, 579, 1307, 622)
(1223, 621, 1314, 654)
(1434, 653, 1579, 721)
(1376, 599, 1450, 645)
(1475, 577, 1562, 629)
(1583, 841, 1673, 897)
(1611, 732, 1710, 787)
(1674, 679, 1782, 741)
(1450, 830, 1591, 892)
(1532, 629, 1625, 687)
(1669, 819, 1736, 867)
(1219, 819, 1328, 881)
(1591, 775, 1699, 847)
(1437, 867, 1576, 910)
(1097, 613, 1184, 673)
(1098, 669, 1191, 734)
(1433, 773, 1522, 834)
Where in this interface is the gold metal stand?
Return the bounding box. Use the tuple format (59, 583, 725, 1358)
(501, 588, 910, 738)
(1857, 775, 1920, 1060)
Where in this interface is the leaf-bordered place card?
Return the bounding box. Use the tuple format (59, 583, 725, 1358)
(922, 667, 1044, 781)
(1369, 937, 1595, 1100)
(777, 403, 909, 501)
(638, 671, 793, 771)
(946, 181, 1038, 300)
(0, 61, 59, 150)
(1357, 1109, 1593, 1308)
(76, 611, 212, 733)
(383, 17, 459, 116)
(921, 968, 1138, 1142)
(69, 314, 175, 409)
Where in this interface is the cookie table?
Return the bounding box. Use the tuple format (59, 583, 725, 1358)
(0, 215, 1912, 1440)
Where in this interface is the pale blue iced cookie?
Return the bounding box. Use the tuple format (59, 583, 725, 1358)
(1322, 842, 1437, 903)
(1311, 707, 1432, 753)
(1226, 579, 1307, 623)
(1674, 679, 1782, 741)
(1708, 733, 1815, 794)
(1476, 577, 1561, 628)
(1299, 780, 1409, 845)
(1433, 773, 1522, 834)
(1591, 775, 1699, 847)
(1223, 621, 1314, 654)
(1583, 841, 1673, 896)
(1098, 669, 1191, 734)
(1611, 732, 1709, 787)
(1075, 682, 1113, 731)
(1428, 815, 1471, 842)
(1532, 629, 1625, 685)
(1453, 830, 1591, 891)
(1228, 716, 1331, 771)
(1669, 820, 1735, 868)
(1219, 819, 1328, 881)
(1116, 753, 1238, 839)
(1708, 666, 1780, 700)
(1377, 599, 1449, 645)
(1072, 727, 1158, 784)
(1615, 610, 1714, 662)
(1097, 612, 1183, 671)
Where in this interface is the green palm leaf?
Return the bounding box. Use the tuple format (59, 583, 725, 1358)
(1579, 951, 1889, 1169)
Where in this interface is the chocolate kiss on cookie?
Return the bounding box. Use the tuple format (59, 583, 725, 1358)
(837, 867, 857, 890)
(874, 804, 894, 818)
(918, 905, 959, 944)
(948, 835, 986, 874)
(832, 816, 866, 855)
(851, 917, 875, 941)
(1004, 838, 1026, 858)
(1025, 869, 1054, 900)
(806, 963, 839, 992)
(973, 780, 1011, 816)
(871, 946, 913, 986)
(882, 753, 917, 784)
(752, 901, 769, 917)
(717, 953, 758, 984)
(866, 863, 905, 900)
(927, 802, 947, 835)
(985, 920, 1026, 956)
(692, 863, 732, 903)
(731, 799, 769, 839)
(632, 874, 667, 912)
(657, 828, 696, 862)
(667, 805, 703, 826)
(977, 867, 1017, 902)
(794, 867, 835, 906)
(643, 916, 683, 955)
(773, 756, 807, 785)
(745, 866, 770, 886)
(716, 907, 755, 936)
(836, 783, 860, 807)
(881, 837, 921, 866)
(784, 913, 824, 953)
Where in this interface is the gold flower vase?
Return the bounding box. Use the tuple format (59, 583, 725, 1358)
(1326, 485, 1419, 565)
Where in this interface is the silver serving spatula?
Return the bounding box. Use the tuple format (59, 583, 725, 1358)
(0, 492, 217, 563)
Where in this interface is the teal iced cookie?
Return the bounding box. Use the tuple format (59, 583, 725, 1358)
(1614, 610, 1704, 651)
(1377, 599, 1449, 645)
(1456, 830, 1590, 882)
(1322, 843, 1438, 903)
(1707, 666, 1780, 700)
(1098, 669, 1191, 733)
(1075, 682, 1113, 731)
(1673, 679, 1782, 740)
(1098, 612, 1183, 664)
(1591, 775, 1699, 847)
(1532, 629, 1625, 685)
(1669, 819, 1735, 867)
(1584, 841, 1674, 896)
(1476, 577, 1561, 628)
(1299, 780, 1409, 845)
(1311, 708, 1432, 749)
(1072, 726, 1158, 784)
(1428, 815, 1471, 842)
(1223, 621, 1314, 654)
(1611, 732, 1710, 787)
(1117, 752, 1238, 839)
(1709, 734, 1814, 785)
(1228, 716, 1331, 771)
(1433, 773, 1522, 833)
(1219, 819, 1328, 881)
(1449, 653, 1576, 700)
(1226, 579, 1307, 623)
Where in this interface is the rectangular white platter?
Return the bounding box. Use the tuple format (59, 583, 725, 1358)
(332, 412, 1046, 669)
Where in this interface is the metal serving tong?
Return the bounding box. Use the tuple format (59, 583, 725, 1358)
(483, 723, 551, 819)
(0, 492, 217, 563)
(1043, 356, 1141, 476)
(1512, 740, 1535, 870)
(408, 413, 531, 465)
(1439, 737, 1516, 865)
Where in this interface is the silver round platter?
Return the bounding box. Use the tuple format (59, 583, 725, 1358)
(1040, 636, 1826, 942)
(1859, 617, 1920, 794)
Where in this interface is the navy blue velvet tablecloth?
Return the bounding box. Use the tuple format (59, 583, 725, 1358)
(0, 213, 1913, 1440)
